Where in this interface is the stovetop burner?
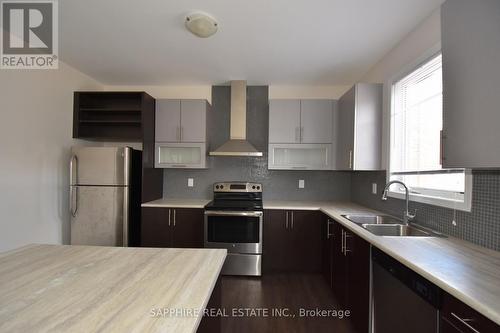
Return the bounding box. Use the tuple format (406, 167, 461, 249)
(204, 182, 263, 211)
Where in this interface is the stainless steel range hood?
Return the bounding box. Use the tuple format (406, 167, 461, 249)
(209, 80, 263, 157)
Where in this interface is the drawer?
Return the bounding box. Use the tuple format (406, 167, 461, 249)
(441, 292, 499, 333)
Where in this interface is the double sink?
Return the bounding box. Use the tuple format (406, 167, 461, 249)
(342, 215, 444, 237)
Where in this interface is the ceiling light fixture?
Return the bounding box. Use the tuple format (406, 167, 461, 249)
(185, 12, 218, 38)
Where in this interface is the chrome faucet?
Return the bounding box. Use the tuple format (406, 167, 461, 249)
(381, 180, 416, 225)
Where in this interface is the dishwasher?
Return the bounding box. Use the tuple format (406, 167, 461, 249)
(372, 248, 441, 333)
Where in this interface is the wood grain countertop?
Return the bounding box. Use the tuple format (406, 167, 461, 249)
(0, 245, 226, 333)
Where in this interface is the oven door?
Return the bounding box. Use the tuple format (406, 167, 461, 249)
(204, 211, 263, 254)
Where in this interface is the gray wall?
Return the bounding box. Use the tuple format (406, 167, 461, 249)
(351, 171, 500, 251)
(163, 86, 352, 201)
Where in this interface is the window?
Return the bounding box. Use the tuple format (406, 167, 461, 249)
(388, 52, 472, 211)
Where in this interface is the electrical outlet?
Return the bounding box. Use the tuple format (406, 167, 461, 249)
(299, 180, 305, 189)
(372, 183, 377, 194)
(188, 178, 194, 187)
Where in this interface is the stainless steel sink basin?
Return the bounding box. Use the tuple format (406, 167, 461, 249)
(341, 214, 445, 237)
(361, 224, 431, 237)
(342, 214, 402, 225)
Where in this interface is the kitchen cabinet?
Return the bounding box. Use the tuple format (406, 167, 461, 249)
(441, 0, 500, 168)
(268, 100, 301, 144)
(322, 216, 335, 289)
(155, 99, 210, 168)
(73, 91, 154, 141)
(263, 210, 322, 273)
(141, 207, 204, 248)
(331, 221, 370, 333)
(269, 99, 334, 144)
(268, 143, 333, 170)
(155, 99, 209, 143)
(336, 83, 382, 170)
(268, 99, 335, 170)
(440, 292, 499, 333)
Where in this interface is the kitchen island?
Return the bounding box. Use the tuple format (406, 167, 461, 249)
(0, 244, 226, 333)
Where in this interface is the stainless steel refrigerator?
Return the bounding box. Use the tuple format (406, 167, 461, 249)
(69, 146, 141, 247)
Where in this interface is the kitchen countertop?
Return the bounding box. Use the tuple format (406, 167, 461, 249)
(269, 201, 500, 326)
(142, 197, 500, 325)
(0, 244, 226, 333)
(142, 198, 211, 208)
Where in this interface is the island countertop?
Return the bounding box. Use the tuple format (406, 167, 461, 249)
(0, 244, 226, 333)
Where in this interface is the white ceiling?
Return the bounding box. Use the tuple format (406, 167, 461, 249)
(60, 0, 444, 86)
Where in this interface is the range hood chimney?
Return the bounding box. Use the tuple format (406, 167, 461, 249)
(209, 80, 263, 157)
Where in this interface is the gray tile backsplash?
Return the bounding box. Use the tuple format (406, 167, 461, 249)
(163, 86, 352, 201)
(351, 171, 500, 251)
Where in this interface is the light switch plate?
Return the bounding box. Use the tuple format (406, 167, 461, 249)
(372, 183, 377, 194)
(299, 179, 305, 189)
(188, 178, 194, 187)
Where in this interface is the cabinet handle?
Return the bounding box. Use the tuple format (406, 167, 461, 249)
(291, 211, 294, 229)
(295, 127, 300, 142)
(327, 220, 334, 239)
(450, 313, 480, 333)
(348, 150, 353, 169)
(180, 127, 183, 141)
(176, 127, 180, 141)
(344, 231, 352, 256)
(168, 209, 171, 227)
(341, 229, 344, 254)
(285, 211, 289, 229)
(173, 209, 176, 227)
(440, 130, 446, 165)
(300, 127, 304, 142)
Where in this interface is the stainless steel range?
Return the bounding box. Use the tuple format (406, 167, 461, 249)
(204, 182, 263, 276)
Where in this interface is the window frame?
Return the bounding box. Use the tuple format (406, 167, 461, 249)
(385, 44, 472, 212)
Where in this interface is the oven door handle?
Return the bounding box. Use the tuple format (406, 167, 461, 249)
(204, 211, 263, 217)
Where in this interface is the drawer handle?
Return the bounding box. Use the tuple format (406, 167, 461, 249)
(451, 312, 480, 333)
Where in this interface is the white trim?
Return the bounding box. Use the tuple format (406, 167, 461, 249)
(387, 170, 472, 212)
(384, 43, 472, 213)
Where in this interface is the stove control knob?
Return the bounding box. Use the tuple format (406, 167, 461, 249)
(257, 186, 261, 190)
(215, 185, 220, 189)
(220, 185, 224, 189)
(252, 185, 256, 190)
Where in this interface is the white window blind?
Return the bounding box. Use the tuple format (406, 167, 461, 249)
(389, 53, 469, 206)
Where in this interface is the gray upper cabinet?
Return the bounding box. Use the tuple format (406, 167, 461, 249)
(336, 83, 382, 171)
(155, 99, 208, 143)
(155, 100, 181, 142)
(269, 100, 301, 143)
(441, 0, 500, 168)
(155, 99, 210, 169)
(269, 99, 333, 144)
(300, 100, 333, 144)
(179, 100, 207, 142)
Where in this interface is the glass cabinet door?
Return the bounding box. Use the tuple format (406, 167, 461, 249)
(268, 144, 333, 170)
(155, 143, 206, 168)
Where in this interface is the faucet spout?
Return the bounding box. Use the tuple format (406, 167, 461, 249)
(381, 180, 416, 225)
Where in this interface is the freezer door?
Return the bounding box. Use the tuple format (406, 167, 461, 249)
(70, 186, 128, 246)
(70, 146, 130, 186)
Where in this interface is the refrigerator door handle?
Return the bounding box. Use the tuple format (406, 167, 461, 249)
(123, 188, 129, 247)
(69, 155, 78, 217)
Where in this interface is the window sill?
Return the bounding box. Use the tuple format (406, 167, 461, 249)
(387, 190, 471, 212)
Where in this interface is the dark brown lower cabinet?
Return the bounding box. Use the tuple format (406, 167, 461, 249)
(322, 216, 335, 288)
(440, 291, 499, 333)
(197, 276, 222, 333)
(331, 220, 370, 333)
(263, 210, 322, 273)
(141, 207, 204, 248)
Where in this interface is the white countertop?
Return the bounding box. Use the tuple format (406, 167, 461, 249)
(318, 202, 500, 326)
(142, 198, 211, 209)
(0, 244, 226, 333)
(141, 197, 500, 325)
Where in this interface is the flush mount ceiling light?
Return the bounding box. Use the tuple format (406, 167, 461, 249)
(185, 12, 218, 38)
